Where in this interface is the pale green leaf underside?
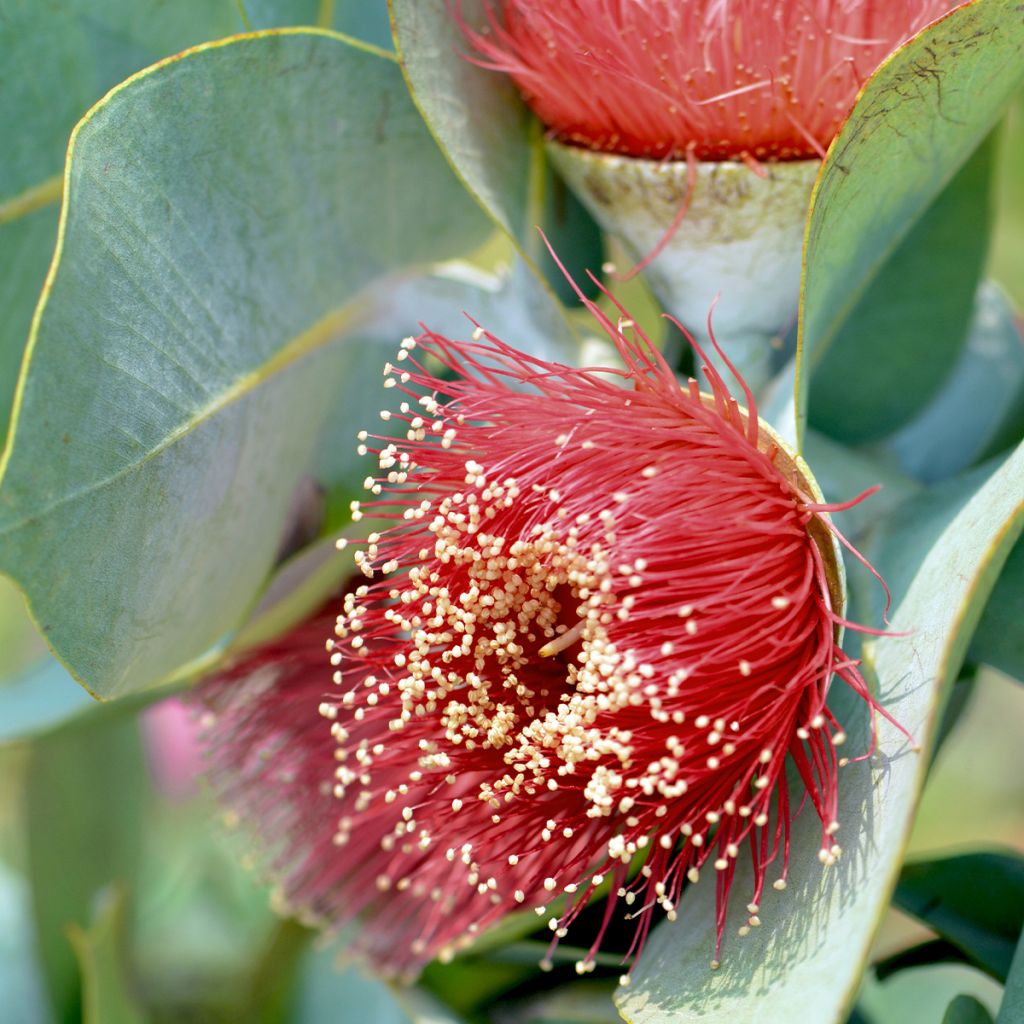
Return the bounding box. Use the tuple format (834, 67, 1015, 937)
(618, 441, 1024, 1023)
(389, 0, 533, 245)
(388, 0, 591, 314)
(0, 30, 488, 699)
(796, 0, 1024, 442)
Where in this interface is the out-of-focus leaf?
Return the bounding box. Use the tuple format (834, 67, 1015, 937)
(0, 656, 95, 745)
(537, 157, 605, 304)
(875, 939, 972, 982)
(931, 670, 977, 761)
(885, 282, 1024, 483)
(997, 928, 1024, 1023)
(895, 852, 1024, 981)
(246, 0, 394, 44)
(618, 442, 1024, 1023)
(0, 863, 52, 1024)
(235, 919, 313, 1024)
(860, 963, 1003, 1024)
(27, 715, 148, 1021)
(421, 955, 537, 1017)
(228, 531, 354, 656)
(389, 0, 595, 315)
(291, 941, 465, 1024)
(492, 981, 622, 1024)
(908, 665, 1024, 856)
(969, 533, 1024, 681)
(991, 91, 1024, 309)
(943, 995, 996, 1024)
(846, 1009, 875, 1024)
(0, 573, 45, 675)
(66, 887, 146, 1024)
(795, 0, 1024, 442)
(0, 32, 489, 700)
(329, 0, 393, 47)
(809, 136, 995, 444)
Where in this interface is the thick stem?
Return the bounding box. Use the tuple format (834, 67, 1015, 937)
(548, 143, 819, 399)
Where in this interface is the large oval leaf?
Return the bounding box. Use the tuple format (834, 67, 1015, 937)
(885, 281, 1024, 485)
(617, 442, 1024, 1023)
(389, 0, 603, 306)
(808, 135, 994, 443)
(0, 31, 490, 699)
(0, 0, 331, 442)
(795, 0, 1024, 442)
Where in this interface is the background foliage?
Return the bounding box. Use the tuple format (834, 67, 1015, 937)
(0, 2, 1021, 1022)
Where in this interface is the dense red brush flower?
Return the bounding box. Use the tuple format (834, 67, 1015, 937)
(461, 0, 958, 160)
(199, 292, 906, 981)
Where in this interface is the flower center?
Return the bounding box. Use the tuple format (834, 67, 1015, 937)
(340, 470, 640, 805)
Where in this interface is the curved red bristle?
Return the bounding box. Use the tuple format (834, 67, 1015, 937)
(458, 1, 959, 162)
(198, 299, 910, 981)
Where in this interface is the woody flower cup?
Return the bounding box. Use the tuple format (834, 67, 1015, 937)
(197, 279, 907, 982)
(460, 1, 957, 391)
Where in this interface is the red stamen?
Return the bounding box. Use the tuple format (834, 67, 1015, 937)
(458, 1, 959, 162)
(198, 299, 911, 980)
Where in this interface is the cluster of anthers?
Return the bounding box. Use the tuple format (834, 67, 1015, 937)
(210, 281, 906, 983)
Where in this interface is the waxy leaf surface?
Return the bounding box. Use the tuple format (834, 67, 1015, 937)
(808, 136, 994, 443)
(0, 0, 329, 440)
(617, 441, 1024, 1023)
(0, 32, 488, 698)
(885, 282, 1024, 484)
(389, 0, 603, 307)
(796, 0, 1024, 441)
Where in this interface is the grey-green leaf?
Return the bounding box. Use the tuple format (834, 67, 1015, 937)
(27, 715, 148, 1019)
(617, 441, 1024, 1024)
(943, 995, 996, 1024)
(390, 0, 533, 244)
(0, 32, 489, 699)
(969, 532, 1024, 681)
(895, 852, 1024, 981)
(997, 928, 1024, 1023)
(796, 0, 1024, 441)
(885, 282, 1024, 484)
(0, 0, 268, 439)
(389, 0, 600, 307)
(808, 135, 994, 443)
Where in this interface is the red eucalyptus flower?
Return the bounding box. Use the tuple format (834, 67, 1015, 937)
(200, 290, 905, 982)
(462, 0, 958, 160)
